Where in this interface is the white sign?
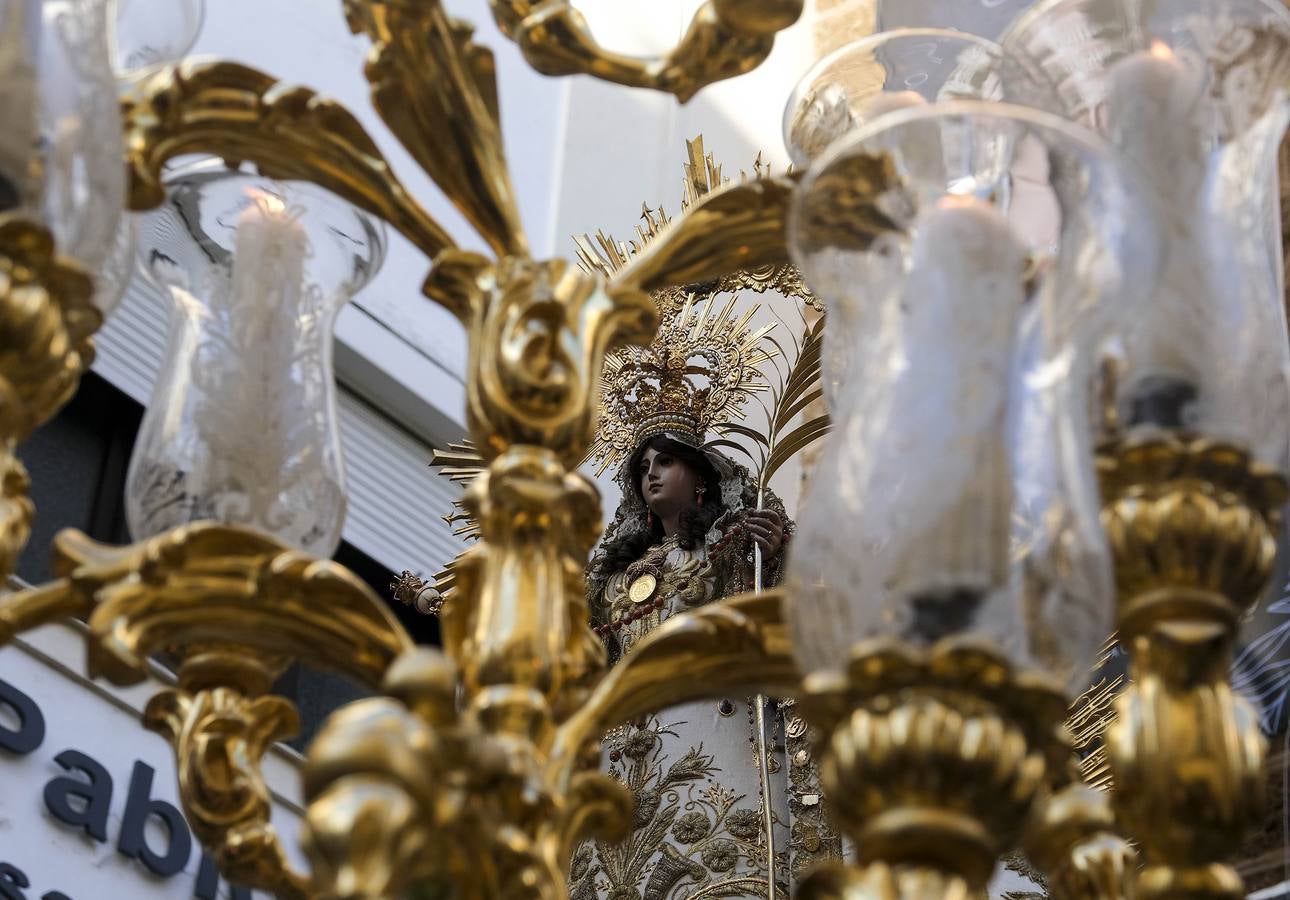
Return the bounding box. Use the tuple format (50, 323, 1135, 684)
(0, 622, 305, 900)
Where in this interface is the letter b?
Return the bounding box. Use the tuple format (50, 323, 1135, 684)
(118, 761, 193, 878)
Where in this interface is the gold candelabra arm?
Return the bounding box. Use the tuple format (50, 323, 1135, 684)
(609, 171, 800, 295)
(121, 60, 455, 263)
(345, 0, 529, 259)
(1098, 433, 1288, 900)
(37, 523, 415, 686)
(0, 522, 416, 898)
(488, 0, 802, 103)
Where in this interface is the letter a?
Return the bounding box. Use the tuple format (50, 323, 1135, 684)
(43, 750, 112, 841)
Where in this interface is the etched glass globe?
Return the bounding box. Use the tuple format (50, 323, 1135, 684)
(785, 102, 1156, 692)
(126, 162, 386, 556)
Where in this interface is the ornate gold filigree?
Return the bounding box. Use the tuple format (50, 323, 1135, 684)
(147, 682, 309, 899)
(121, 60, 453, 262)
(487, 0, 802, 103)
(1097, 433, 1288, 900)
(1097, 433, 1287, 634)
(0, 216, 99, 442)
(424, 253, 656, 458)
(796, 638, 1069, 900)
(301, 589, 793, 900)
(0, 448, 32, 579)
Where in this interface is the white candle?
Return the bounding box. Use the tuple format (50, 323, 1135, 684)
(879, 195, 1028, 605)
(197, 189, 311, 523)
(230, 191, 309, 308)
(1104, 41, 1211, 428)
(1104, 41, 1204, 198)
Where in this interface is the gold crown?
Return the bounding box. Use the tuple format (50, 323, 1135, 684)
(588, 296, 775, 475)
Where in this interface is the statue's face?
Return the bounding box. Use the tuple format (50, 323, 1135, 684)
(638, 445, 700, 520)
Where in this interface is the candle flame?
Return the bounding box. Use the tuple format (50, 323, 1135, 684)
(244, 186, 286, 214)
(936, 193, 988, 211)
(1149, 39, 1174, 61)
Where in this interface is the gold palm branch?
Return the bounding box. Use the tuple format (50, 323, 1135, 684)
(707, 309, 831, 502)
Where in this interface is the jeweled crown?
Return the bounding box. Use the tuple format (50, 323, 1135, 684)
(588, 296, 774, 475)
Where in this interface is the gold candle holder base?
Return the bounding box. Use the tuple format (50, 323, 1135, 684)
(1098, 433, 1288, 900)
(797, 638, 1068, 900)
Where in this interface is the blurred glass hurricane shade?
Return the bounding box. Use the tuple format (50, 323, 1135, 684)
(109, 0, 205, 84)
(126, 166, 386, 557)
(1001, 0, 1290, 465)
(782, 29, 1012, 409)
(785, 103, 1152, 691)
(0, 0, 126, 314)
(783, 28, 1007, 169)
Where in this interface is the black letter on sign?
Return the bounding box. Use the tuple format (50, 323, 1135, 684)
(118, 761, 192, 877)
(0, 862, 28, 900)
(0, 677, 44, 755)
(43, 749, 113, 841)
(193, 854, 253, 900)
(41, 894, 73, 900)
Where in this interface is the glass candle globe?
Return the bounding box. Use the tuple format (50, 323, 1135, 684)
(783, 29, 1008, 407)
(126, 162, 386, 557)
(785, 102, 1156, 692)
(110, 0, 205, 85)
(1001, 0, 1290, 467)
(783, 28, 1006, 169)
(35, 0, 126, 314)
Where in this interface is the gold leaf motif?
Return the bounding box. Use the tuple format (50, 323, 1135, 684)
(347, 0, 528, 257)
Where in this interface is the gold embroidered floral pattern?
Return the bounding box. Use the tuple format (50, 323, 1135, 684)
(572, 714, 789, 900)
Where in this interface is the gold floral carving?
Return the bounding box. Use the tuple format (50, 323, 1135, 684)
(302, 647, 633, 900)
(1097, 434, 1287, 634)
(147, 685, 310, 899)
(121, 60, 453, 262)
(1023, 784, 1136, 900)
(0, 450, 32, 580)
(0, 216, 99, 441)
(299, 590, 794, 900)
(487, 0, 802, 103)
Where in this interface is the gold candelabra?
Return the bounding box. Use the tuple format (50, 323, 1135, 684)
(1, 2, 1287, 899)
